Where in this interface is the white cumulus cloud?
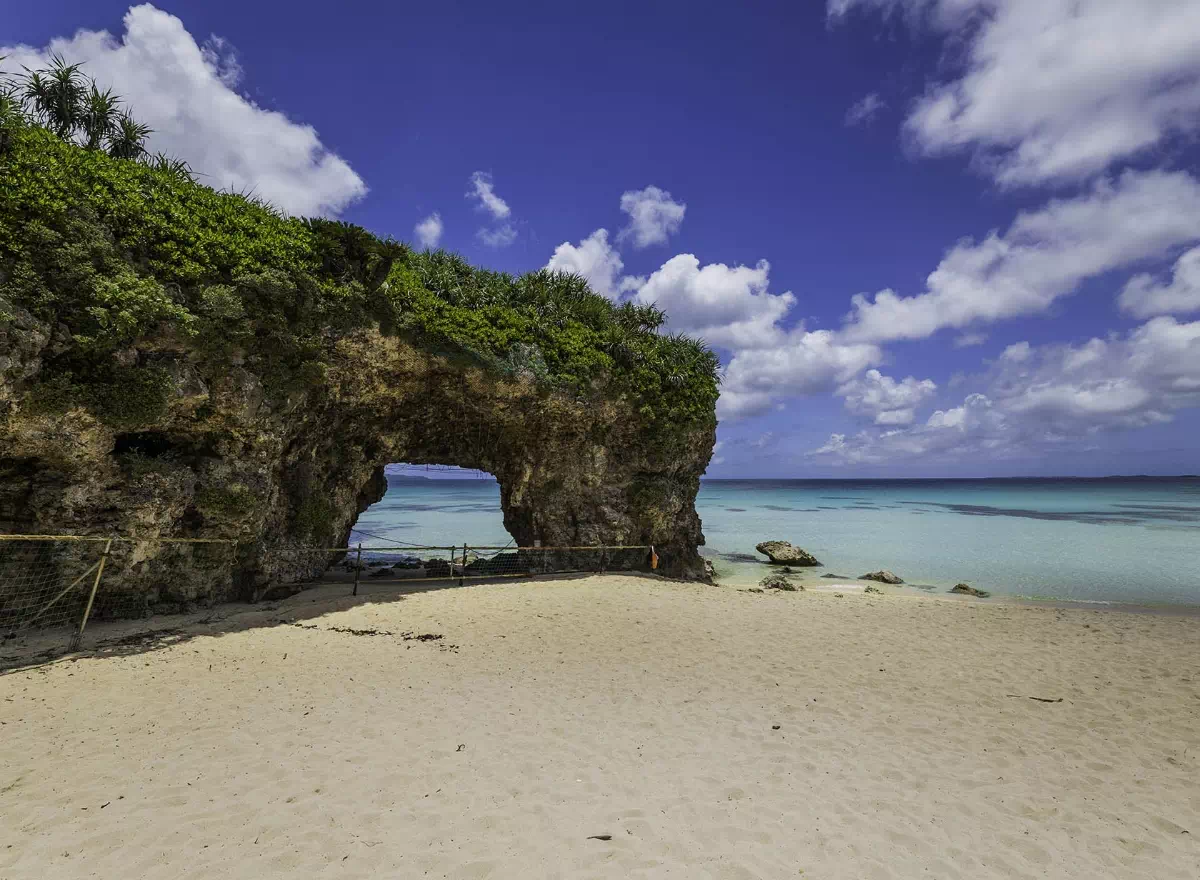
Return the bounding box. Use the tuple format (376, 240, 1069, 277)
(718, 329, 883, 420)
(838, 369, 937, 425)
(845, 92, 886, 126)
(635, 256, 796, 351)
(830, 0, 1200, 188)
(539, 228, 885, 421)
(414, 212, 443, 249)
(1, 3, 366, 216)
(812, 317, 1200, 464)
(954, 332, 988, 348)
(466, 171, 511, 220)
(618, 186, 686, 248)
(544, 229, 640, 300)
(840, 170, 1200, 343)
(1119, 246, 1200, 318)
(477, 224, 516, 248)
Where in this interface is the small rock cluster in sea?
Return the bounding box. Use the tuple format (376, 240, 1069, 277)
(746, 541, 990, 599)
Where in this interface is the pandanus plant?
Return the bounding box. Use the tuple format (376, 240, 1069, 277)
(2, 53, 195, 172)
(106, 113, 154, 160)
(80, 82, 123, 150)
(145, 151, 195, 182)
(21, 55, 88, 140)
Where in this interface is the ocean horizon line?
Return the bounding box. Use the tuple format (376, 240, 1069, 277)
(383, 472, 1200, 484)
(699, 474, 1200, 483)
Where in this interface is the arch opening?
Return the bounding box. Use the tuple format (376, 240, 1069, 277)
(349, 463, 516, 551)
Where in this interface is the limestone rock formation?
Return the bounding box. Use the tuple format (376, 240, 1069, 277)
(755, 541, 821, 566)
(861, 570, 904, 584)
(0, 127, 719, 617)
(0, 322, 714, 612)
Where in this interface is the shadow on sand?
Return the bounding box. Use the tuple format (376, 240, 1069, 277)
(0, 570, 636, 675)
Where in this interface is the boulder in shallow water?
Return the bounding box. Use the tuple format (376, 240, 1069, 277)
(950, 583, 990, 598)
(861, 570, 903, 584)
(760, 573, 800, 591)
(755, 541, 821, 566)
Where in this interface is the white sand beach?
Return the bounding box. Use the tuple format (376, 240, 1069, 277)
(1, 575, 1197, 880)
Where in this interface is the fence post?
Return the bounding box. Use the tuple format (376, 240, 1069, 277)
(459, 543, 467, 586)
(352, 543, 362, 597)
(70, 539, 111, 652)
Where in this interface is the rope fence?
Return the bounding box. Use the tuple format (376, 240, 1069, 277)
(0, 534, 653, 666)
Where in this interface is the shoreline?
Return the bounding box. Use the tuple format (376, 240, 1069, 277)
(711, 563, 1200, 615)
(3, 569, 1199, 672)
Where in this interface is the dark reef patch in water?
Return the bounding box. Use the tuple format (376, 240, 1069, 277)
(896, 500, 1200, 525)
(726, 508, 747, 512)
(351, 522, 418, 535)
(1114, 504, 1200, 514)
(721, 552, 762, 564)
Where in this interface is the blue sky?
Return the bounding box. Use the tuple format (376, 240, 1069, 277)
(6, 1, 1200, 477)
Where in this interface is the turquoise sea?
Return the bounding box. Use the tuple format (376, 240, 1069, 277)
(354, 471, 1200, 606)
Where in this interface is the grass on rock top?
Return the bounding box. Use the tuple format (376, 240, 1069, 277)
(0, 118, 719, 437)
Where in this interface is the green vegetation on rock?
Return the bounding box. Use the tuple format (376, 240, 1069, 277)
(0, 58, 719, 440)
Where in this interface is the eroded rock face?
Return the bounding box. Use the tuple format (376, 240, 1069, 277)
(0, 319, 714, 615)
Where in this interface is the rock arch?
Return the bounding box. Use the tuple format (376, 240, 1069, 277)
(1, 327, 713, 613)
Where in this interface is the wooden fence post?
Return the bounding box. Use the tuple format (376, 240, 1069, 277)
(70, 539, 111, 652)
(352, 543, 363, 596)
(459, 543, 467, 586)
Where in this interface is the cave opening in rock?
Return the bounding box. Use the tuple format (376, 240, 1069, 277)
(112, 431, 175, 458)
(349, 463, 517, 550)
